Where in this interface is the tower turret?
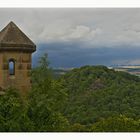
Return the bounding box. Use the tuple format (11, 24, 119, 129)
(0, 21, 36, 94)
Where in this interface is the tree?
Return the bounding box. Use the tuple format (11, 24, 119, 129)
(70, 123, 87, 132)
(28, 53, 69, 131)
(0, 88, 34, 132)
(90, 115, 140, 132)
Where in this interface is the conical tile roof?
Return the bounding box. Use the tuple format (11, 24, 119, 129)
(0, 21, 36, 52)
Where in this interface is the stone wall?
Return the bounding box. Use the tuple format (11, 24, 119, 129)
(0, 51, 32, 94)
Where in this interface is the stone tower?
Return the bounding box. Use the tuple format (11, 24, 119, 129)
(0, 21, 36, 94)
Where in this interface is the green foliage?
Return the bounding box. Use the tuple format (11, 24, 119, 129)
(90, 115, 140, 132)
(0, 88, 33, 132)
(60, 65, 140, 130)
(28, 53, 69, 131)
(70, 123, 87, 132)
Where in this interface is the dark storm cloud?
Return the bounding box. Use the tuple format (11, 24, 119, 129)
(32, 42, 140, 68)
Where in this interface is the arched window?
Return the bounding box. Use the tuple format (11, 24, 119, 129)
(9, 59, 15, 75)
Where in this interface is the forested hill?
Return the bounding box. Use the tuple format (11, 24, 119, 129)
(0, 54, 140, 132)
(60, 65, 140, 131)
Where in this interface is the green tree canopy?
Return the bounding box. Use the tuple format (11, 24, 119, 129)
(0, 88, 33, 132)
(91, 115, 140, 132)
(28, 53, 69, 131)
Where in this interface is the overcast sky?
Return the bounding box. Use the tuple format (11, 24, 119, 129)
(1, 8, 140, 68)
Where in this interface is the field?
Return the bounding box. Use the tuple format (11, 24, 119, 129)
(113, 66, 140, 77)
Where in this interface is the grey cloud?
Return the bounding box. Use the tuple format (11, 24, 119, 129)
(1, 8, 140, 47)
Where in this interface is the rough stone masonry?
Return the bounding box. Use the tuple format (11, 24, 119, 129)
(0, 21, 36, 94)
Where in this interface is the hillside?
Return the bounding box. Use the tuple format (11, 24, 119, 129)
(0, 57, 140, 131)
(59, 65, 140, 131)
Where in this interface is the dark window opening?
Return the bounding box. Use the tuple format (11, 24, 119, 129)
(9, 59, 15, 75)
